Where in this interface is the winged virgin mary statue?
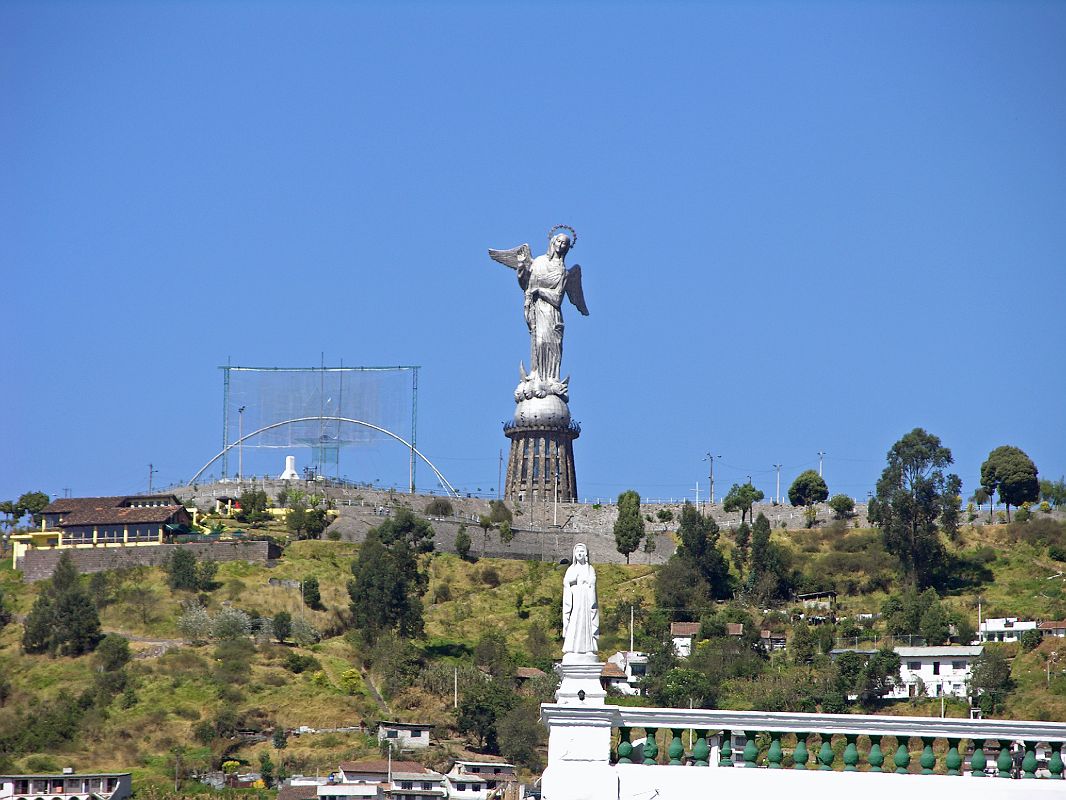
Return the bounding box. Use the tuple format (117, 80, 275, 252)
(488, 225, 588, 400)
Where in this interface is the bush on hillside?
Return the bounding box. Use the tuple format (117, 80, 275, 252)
(424, 498, 454, 516)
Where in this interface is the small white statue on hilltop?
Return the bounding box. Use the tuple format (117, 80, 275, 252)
(562, 542, 599, 659)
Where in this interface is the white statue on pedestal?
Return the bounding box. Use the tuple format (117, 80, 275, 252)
(562, 543, 599, 659)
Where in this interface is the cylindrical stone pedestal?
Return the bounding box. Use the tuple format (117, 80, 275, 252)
(504, 422, 579, 502)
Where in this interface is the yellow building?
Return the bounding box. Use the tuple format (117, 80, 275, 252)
(11, 494, 194, 568)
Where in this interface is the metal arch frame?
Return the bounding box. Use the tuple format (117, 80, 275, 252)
(187, 415, 460, 498)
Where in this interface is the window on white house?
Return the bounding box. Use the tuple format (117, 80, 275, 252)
(907, 661, 920, 671)
(952, 660, 965, 670)
(387, 730, 398, 738)
(933, 662, 940, 675)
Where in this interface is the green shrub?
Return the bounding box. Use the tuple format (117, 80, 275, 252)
(1020, 629, 1043, 652)
(284, 652, 321, 674)
(1050, 545, 1066, 562)
(481, 567, 501, 588)
(424, 498, 454, 516)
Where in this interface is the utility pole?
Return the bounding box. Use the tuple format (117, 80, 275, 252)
(497, 449, 503, 500)
(148, 463, 157, 493)
(693, 481, 700, 513)
(630, 605, 635, 653)
(705, 453, 721, 504)
(773, 464, 782, 504)
(238, 406, 246, 481)
(818, 451, 826, 478)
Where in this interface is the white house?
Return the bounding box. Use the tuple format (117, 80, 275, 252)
(1, 772, 131, 800)
(601, 651, 647, 695)
(332, 761, 446, 800)
(377, 721, 432, 749)
(670, 622, 700, 658)
(444, 762, 520, 800)
(976, 617, 1038, 643)
(890, 646, 983, 699)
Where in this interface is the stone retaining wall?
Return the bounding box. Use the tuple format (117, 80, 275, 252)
(18, 540, 272, 582)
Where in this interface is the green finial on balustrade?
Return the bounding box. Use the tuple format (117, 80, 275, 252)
(719, 730, 734, 767)
(616, 726, 633, 765)
(1021, 742, 1037, 779)
(767, 732, 783, 768)
(1049, 742, 1064, 779)
(843, 734, 859, 772)
(743, 731, 759, 767)
(668, 728, 686, 765)
(793, 732, 809, 770)
(818, 735, 835, 770)
(920, 737, 936, 775)
(867, 735, 884, 773)
(643, 727, 659, 766)
(692, 730, 710, 767)
(971, 738, 987, 777)
(893, 737, 911, 774)
(945, 738, 962, 776)
(996, 740, 1013, 778)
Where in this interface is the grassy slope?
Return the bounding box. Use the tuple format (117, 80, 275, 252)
(2, 519, 1065, 783)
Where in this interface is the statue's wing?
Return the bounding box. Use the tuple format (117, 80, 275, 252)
(487, 243, 533, 271)
(565, 265, 590, 315)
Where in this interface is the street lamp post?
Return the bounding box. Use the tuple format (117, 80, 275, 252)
(773, 464, 782, 504)
(818, 451, 826, 478)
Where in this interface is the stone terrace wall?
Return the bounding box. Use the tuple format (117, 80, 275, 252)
(18, 541, 271, 583)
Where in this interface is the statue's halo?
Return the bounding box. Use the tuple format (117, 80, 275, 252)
(548, 224, 577, 248)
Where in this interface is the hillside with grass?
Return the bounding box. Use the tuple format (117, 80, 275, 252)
(1, 497, 1066, 791)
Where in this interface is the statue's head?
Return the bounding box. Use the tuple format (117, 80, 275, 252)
(573, 542, 589, 564)
(547, 225, 576, 258)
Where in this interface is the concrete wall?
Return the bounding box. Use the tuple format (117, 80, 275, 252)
(18, 540, 272, 582)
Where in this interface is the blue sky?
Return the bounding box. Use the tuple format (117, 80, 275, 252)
(3, 1, 1064, 505)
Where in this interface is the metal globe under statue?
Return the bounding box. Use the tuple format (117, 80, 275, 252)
(489, 225, 588, 503)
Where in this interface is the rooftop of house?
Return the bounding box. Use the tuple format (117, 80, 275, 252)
(670, 622, 700, 637)
(338, 761, 435, 776)
(514, 666, 546, 679)
(795, 590, 837, 599)
(59, 505, 188, 526)
(726, 623, 744, 636)
(42, 495, 181, 513)
(1038, 620, 1066, 629)
(2, 773, 131, 779)
(894, 646, 984, 658)
(760, 629, 786, 639)
(278, 785, 320, 800)
(980, 617, 1038, 628)
(378, 721, 433, 730)
(449, 761, 516, 769)
(601, 662, 627, 678)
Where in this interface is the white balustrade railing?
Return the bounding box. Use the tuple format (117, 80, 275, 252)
(539, 702, 1066, 800)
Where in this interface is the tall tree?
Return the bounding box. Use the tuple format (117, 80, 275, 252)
(869, 428, 958, 589)
(722, 482, 764, 524)
(788, 470, 829, 527)
(16, 491, 50, 524)
(1040, 477, 1066, 507)
(746, 512, 794, 604)
(22, 552, 102, 656)
(613, 490, 645, 564)
(675, 502, 730, 599)
(347, 509, 434, 643)
(980, 446, 1039, 522)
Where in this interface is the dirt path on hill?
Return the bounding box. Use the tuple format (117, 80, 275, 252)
(360, 667, 391, 715)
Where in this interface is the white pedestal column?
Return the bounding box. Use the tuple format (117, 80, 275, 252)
(541, 658, 616, 800)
